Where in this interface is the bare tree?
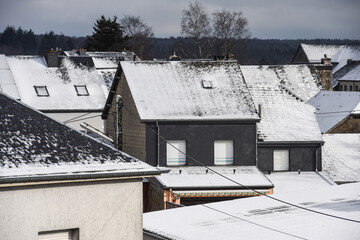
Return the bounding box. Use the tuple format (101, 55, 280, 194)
(212, 10, 250, 56)
(120, 15, 154, 59)
(181, 1, 211, 58)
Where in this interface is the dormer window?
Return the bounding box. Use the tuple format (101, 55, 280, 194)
(74, 85, 89, 96)
(201, 80, 213, 89)
(34, 86, 49, 97)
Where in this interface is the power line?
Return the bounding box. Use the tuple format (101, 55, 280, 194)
(121, 103, 360, 224)
(63, 112, 92, 123)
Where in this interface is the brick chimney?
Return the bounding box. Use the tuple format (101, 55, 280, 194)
(46, 49, 59, 67)
(315, 54, 333, 91)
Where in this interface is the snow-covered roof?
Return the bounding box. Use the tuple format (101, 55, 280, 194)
(301, 43, 345, 63)
(144, 182, 360, 240)
(322, 134, 360, 183)
(121, 61, 259, 121)
(0, 92, 165, 183)
(0, 54, 20, 100)
(332, 45, 360, 73)
(338, 63, 360, 81)
(92, 57, 119, 69)
(241, 65, 323, 142)
(333, 61, 360, 86)
(6, 55, 108, 111)
(156, 166, 273, 189)
(265, 172, 335, 194)
(307, 91, 360, 133)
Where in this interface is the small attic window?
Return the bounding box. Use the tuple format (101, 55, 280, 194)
(201, 80, 213, 89)
(34, 86, 49, 97)
(74, 85, 89, 96)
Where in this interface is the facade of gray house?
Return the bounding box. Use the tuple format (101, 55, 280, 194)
(241, 65, 324, 172)
(102, 61, 274, 210)
(0, 92, 166, 240)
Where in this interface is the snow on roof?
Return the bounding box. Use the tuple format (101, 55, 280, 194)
(265, 172, 335, 194)
(301, 43, 345, 63)
(6, 55, 108, 111)
(339, 63, 360, 81)
(0, 54, 20, 100)
(0, 92, 163, 182)
(241, 65, 323, 142)
(92, 57, 119, 69)
(156, 166, 273, 189)
(121, 61, 259, 121)
(144, 182, 360, 240)
(86, 51, 140, 61)
(332, 45, 360, 73)
(307, 91, 360, 133)
(322, 134, 360, 183)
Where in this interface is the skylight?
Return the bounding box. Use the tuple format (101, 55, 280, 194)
(74, 85, 89, 96)
(34, 86, 49, 97)
(201, 80, 213, 89)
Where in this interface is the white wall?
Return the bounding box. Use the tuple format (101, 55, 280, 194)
(0, 179, 143, 240)
(46, 112, 104, 132)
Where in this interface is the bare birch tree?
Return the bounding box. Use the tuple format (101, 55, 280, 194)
(181, 1, 211, 58)
(212, 10, 250, 56)
(120, 15, 154, 59)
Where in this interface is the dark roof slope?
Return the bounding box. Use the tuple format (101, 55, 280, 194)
(0, 93, 164, 183)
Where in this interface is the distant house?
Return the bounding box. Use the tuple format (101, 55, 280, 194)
(0, 92, 165, 240)
(291, 43, 345, 65)
(307, 91, 360, 133)
(333, 61, 360, 91)
(241, 65, 324, 172)
(322, 134, 360, 184)
(143, 182, 360, 240)
(102, 61, 274, 210)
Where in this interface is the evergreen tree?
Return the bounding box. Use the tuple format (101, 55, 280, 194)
(86, 15, 127, 51)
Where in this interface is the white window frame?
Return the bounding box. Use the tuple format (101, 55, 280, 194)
(38, 229, 79, 240)
(74, 84, 89, 96)
(34, 85, 49, 97)
(273, 149, 290, 171)
(166, 140, 186, 166)
(214, 140, 234, 165)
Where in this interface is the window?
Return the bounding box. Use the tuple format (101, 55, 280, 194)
(74, 85, 89, 96)
(166, 140, 186, 166)
(340, 85, 343, 91)
(214, 140, 234, 165)
(38, 229, 79, 240)
(201, 80, 213, 89)
(350, 85, 353, 91)
(356, 85, 359, 91)
(344, 85, 347, 91)
(34, 86, 49, 97)
(273, 149, 289, 171)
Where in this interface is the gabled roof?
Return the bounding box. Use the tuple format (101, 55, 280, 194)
(333, 61, 360, 86)
(144, 182, 360, 240)
(0, 92, 165, 183)
(6, 55, 108, 111)
(156, 166, 273, 190)
(112, 61, 259, 121)
(307, 91, 360, 133)
(241, 65, 323, 142)
(300, 43, 345, 63)
(322, 134, 360, 183)
(332, 44, 360, 73)
(0, 54, 20, 100)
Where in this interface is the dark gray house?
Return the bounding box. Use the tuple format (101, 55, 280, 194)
(241, 65, 324, 172)
(102, 61, 274, 210)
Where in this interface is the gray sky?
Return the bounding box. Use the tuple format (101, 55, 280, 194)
(1, 0, 359, 39)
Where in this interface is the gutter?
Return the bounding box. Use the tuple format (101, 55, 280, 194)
(143, 230, 174, 240)
(0, 169, 170, 187)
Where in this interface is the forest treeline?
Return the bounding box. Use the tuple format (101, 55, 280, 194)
(1, 26, 359, 65)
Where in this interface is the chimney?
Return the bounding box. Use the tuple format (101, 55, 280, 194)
(79, 48, 87, 56)
(316, 54, 333, 91)
(46, 49, 59, 67)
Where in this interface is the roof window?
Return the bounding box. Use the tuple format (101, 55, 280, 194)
(34, 85, 49, 97)
(201, 80, 213, 89)
(74, 85, 89, 96)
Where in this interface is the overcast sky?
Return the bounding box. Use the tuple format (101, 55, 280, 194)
(1, 0, 359, 39)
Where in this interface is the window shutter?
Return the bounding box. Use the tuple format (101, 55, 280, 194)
(166, 140, 186, 166)
(214, 140, 234, 165)
(273, 149, 289, 171)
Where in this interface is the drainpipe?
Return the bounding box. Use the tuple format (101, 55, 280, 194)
(116, 95, 123, 149)
(156, 121, 160, 167)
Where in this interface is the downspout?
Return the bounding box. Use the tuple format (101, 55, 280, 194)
(156, 121, 160, 167)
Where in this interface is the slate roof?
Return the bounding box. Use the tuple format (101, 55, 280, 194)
(144, 182, 360, 240)
(322, 134, 360, 183)
(333, 61, 360, 86)
(241, 65, 323, 142)
(0, 92, 165, 183)
(6, 55, 108, 111)
(307, 91, 360, 133)
(0, 54, 20, 100)
(113, 61, 259, 121)
(156, 166, 273, 189)
(300, 43, 345, 63)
